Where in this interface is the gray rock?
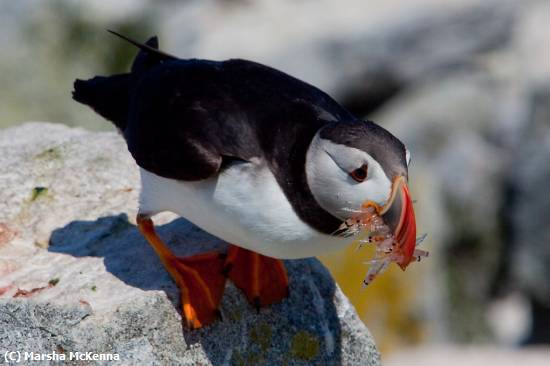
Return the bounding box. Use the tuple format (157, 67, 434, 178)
(513, 0, 550, 86)
(510, 85, 550, 305)
(508, 0, 550, 309)
(492, 1, 550, 344)
(0, 122, 380, 365)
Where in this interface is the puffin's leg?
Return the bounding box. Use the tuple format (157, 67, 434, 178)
(136, 214, 226, 329)
(224, 245, 289, 311)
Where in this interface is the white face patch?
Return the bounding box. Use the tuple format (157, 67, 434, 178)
(305, 132, 393, 220)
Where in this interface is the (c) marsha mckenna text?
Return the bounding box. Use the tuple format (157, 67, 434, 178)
(8, 351, 120, 362)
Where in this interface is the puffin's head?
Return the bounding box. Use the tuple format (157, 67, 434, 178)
(306, 120, 416, 267)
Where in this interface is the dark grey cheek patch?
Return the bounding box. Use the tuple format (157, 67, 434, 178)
(320, 120, 408, 181)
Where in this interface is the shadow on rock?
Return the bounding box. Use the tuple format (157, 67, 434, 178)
(49, 214, 347, 365)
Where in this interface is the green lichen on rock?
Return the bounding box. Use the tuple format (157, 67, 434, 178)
(230, 350, 245, 366)
(34, 241, 48, 249)
(228, 308, 243, 322)
(30, 186, 48, 201)
(35, 147, 61, 160)
(48, 278, 60, 286)
(229, 322, 272, 365)
(290, 330, 319, 361)
(249, 321, 272, 352)
(230, 349, 264, 366)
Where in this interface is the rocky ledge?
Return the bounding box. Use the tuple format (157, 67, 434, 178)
(0, 122, 380, 365)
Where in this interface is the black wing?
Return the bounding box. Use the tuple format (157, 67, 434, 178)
(123, 57, 354, 181)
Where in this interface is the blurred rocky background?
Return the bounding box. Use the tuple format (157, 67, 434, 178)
(1, 0, 550, 363)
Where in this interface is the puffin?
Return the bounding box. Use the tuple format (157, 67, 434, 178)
(72, 31, 417, 329)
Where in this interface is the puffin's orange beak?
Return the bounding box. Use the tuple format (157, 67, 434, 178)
(380, 176, 417, 270)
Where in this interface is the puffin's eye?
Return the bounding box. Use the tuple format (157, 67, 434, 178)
(350, 164, 368, 182)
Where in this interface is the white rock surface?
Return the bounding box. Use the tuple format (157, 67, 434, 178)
(0, 122, 380, 365)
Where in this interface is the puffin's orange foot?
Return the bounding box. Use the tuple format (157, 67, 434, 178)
(137, 215, 226, 329)
(171, 252, 226, 329)
(224, 245, 289, 311)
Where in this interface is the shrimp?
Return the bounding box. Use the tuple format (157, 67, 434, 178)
(337, 202, 429, 286)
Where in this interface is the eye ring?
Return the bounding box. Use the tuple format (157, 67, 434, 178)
(350, 164, 368, 182)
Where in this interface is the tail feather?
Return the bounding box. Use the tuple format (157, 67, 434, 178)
(131, 36, 164, 73)
(107, 30, 177, 64)
(72, 31, 175, 130)
(72, 74, 130, 130)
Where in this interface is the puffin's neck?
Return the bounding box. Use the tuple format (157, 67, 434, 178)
(262, 119, 343, 235)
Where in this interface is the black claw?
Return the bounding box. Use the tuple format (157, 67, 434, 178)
(216, 309, 223, 322)
(253, 297, 261, 314)
(222, 263, 233, 277)
(185, 319, 193, 329)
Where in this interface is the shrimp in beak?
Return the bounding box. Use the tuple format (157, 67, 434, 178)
(339, 175, 426, 286)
